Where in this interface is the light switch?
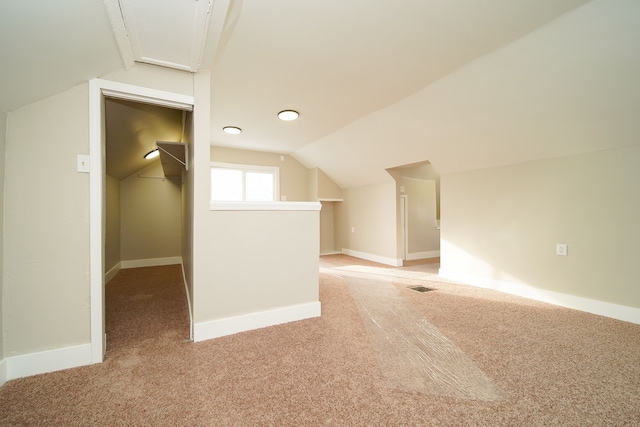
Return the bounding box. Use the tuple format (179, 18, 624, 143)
(77, 155, 90, 173)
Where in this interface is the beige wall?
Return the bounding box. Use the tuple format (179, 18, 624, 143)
(308, 168, 343, 201)
(1, 65, 195, 359)
(120, 161, 182, 262)
(4, 84, 91, 355)
(440, 145, 640, 308)
(181, 110, 194, 332)
(194, 209, 320, 322)
(398, 177, 439, 256)
(335, 181, 398, 262)
(105, 174, 121, 273)
(320, 201, 336, 254)
(210, 146, 309, 201)
(0, 110, 7, 359)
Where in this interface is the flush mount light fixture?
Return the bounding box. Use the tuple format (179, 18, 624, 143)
(277, 110, 299, 121)
(223, 126, 242, 134)
(144, 148, 159, 160)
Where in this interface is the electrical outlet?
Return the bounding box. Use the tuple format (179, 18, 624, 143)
(556, 243, 568, 256)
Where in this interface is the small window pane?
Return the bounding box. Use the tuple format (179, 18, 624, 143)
(211, 169, 242, 201)
(245, 172, 274, 201)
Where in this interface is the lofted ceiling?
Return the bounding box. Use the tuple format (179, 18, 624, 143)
(2, 0, 639, 188)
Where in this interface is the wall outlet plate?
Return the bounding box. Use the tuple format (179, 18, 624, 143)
(556, 243, 568, 256)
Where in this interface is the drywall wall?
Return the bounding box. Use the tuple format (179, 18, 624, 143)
(181, 110, 194, 335)
(440, 145, 640, 310)
(0, 110, 7, 360)
(210, 146, 309, 201)
(4, 84, 91, 355)
(194, 208, 320, 324)
(120, 161, 182, 262)
(398, 177, 439, 257)
(317, 168, 343, 200)
(105, 174, 121, 273)
(335, 181, 399, 265)
(320, 201, 336, 254)
(1, 64, 195, 362)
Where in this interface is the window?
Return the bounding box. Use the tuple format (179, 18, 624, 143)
(211, 162, 280, 202)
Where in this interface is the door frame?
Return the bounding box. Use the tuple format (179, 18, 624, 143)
(88, 78, 194, 363)
(400, 194, 409, 261)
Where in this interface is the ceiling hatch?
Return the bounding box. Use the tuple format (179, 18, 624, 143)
(118, 0, 213, 72)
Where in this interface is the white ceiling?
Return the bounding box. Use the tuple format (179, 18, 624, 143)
(2, 0, 639, 188)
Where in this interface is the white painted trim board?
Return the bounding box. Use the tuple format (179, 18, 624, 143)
(194, 302, 321, 342)
(120, 257, 182, 269)
(439, 269, 640, 325)
(3, 344, 93, 382)
(407, 250, 440, 261)
(0, 358, 7, 388)
(341, 248, 402, 267)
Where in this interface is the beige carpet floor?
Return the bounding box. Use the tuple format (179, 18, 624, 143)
(1, 256, 639, 426)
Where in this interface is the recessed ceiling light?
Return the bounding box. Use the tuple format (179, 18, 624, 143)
(223, 126, 242, 134)
(144, 148, 159, 159)
(277, 110, 299, 121)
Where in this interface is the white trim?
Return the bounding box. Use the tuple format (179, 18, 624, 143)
(102, 0, 135, 69)
(320, 250, 342, 256)
(89, 78, 105, 363)
(120, 257, 183, 269)
(105, 262, 122, 284)
(407, 250, 440, 261)
(341, 248, 403, 267)
(0, 358, 7, 388)
(318, 198, 343, 202)
(89, 78, 195, 365)
(439, 269, 640, 325)
(210, 201, 322, 211)
(194, 302, 321, 342)
(180, 263, 194, 341)
(5, 344, 93, 381)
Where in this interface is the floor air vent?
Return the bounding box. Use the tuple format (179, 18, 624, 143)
(409, 286, 435, 293)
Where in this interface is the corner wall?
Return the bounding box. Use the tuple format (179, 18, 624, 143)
(335, 181, 399, 266)
(440, 146, 640, 322)
(4, 85, 91, 356)
(0, 110, 7, 373)
(120, 161, 182, 264)
(105, 174, 121, 276)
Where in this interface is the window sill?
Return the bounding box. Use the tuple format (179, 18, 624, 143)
(210, 201, 322, 211)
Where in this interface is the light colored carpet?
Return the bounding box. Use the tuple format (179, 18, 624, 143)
(1, 257, 639, 426)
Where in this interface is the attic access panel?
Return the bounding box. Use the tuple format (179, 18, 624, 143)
(118, 0, 212, 72)
(157, 141, 187, 178)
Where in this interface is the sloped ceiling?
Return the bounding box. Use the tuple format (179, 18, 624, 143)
(105, 99, 184, 180)
(2, 0, 639, 189)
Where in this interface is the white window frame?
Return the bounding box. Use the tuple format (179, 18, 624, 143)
(210, 162, 280, 203)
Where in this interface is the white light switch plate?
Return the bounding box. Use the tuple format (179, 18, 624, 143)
(77, 154, 90, 173)
(556, 243, 568, 256)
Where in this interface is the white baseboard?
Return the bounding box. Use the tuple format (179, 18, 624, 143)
(120, 256, 182, 269)
(194, 302, 321, 342)
(0, 358, 7, 388)
(320, 250, 342, 256)
(341, 248, 402, 267)
(180, 263, 194, 341)
(4, 343, 93, 381)
(105, 261, 121, 284)
(407, 250, 440, 261)
(439, 269, 640, 325)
